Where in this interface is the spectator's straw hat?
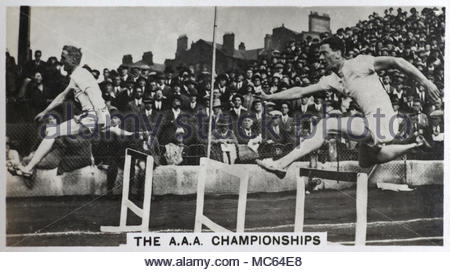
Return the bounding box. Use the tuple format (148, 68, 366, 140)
(274, 63, 284, 69)
(328, 109, 343, 117)
(216, 118, 230, 127)
(268, 110, 282, 117)
(138, 63, 151, 70)
(429, 110, 444, 118)
(175, 127, 185, 135)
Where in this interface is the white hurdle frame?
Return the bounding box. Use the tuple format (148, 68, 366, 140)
(295, 168, 368, 246)
(194, 157, 250, 232)
(101, 148, 154, 233)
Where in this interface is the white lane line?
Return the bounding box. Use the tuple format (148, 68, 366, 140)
(7, 217, 443, 237)
(245, 217, 443, 231)
(338, 236, 443, 245)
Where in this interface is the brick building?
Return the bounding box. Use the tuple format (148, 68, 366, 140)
(165, 33, 263, 74)
(164, 11, 331, 74)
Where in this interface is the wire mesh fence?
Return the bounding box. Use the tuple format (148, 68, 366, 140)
(6, 122, 443, 197)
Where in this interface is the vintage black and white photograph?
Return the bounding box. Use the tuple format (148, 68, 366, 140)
(3, 4, 445, 248)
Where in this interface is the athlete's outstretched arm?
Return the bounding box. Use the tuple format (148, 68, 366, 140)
(34, 82, 73, 122)
(260, 83, 323, 101)
(373, 56, 441, 103)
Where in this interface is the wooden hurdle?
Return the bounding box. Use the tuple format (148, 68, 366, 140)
(295, 168, 368, 246)
(101, 148, 154, 233)
(194, 157, 250, 233)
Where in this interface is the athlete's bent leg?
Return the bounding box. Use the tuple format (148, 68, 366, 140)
(20, 119, 82, 173)
(375, 143, 418, 164)
(260, 117, 370, 171)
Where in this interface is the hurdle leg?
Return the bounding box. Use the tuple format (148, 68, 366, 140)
(194, 158, 208, 232)
(355, 173, 368, 245)
(140, 156, 154, 232)
(294, 176, 307, 232)
(119, 154, 132, 227)
(236, 172, 249, 232)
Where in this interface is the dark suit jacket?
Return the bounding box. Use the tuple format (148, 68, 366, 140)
(229, 107, 248, 123)
(128, 100, 145, 115)
(115, 89, 134, 111)
(235, 127, 259, 144)
(159, 109, 188, 145)
(153, 99, 170, 112)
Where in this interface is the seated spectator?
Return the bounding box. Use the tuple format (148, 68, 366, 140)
(236, 114, 259, 144)
(211, 118, 238, 164)
(159, 95, 186, 145)
(259, 110, 290, 160)
(163, 127, 186, 166)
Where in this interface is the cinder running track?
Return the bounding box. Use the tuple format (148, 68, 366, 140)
(6, 185, 443, 247)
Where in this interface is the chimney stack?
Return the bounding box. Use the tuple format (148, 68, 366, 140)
(238, 42, 246, 51)
(122, 54, 133, 65)
(176, 35, 188, 57)
(223, 32, 235, 55)
(264, 34, 272, 50)
(142, 51, 153, 65)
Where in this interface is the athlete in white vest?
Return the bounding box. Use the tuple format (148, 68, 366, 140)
(16, 45, 131, 178)
(257, 37, 440, 178)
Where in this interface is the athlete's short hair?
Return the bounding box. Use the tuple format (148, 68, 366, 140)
(320, 36, 345, 55)
(62, 45, 82, 66)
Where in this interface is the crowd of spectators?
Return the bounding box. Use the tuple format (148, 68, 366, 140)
(6, 7, 445, 172)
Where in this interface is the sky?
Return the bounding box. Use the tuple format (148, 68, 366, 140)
(7, 6, 394, 71)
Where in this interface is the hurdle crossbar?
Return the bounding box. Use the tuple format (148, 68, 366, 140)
(101, 148, 154, 233)
(295, 168, 368, 246)
(194, 157, 249, 233)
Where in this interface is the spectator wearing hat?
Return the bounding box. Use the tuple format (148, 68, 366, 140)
(103, 91, 118, 113)
(402, 91, 416, 114)
(170, 84, 190, 109)
(252, 74, 263, 94)
(115, 79, 135, 112)
(258, 110, 289, 160)
(185, 94, 203, 116)
(157, 74, 172, 97)
(235, 73, 246, 93)
(235, 114, 259, 145)
(152, 89, 169, 112)
(307, 94, 326, 118)
(128, 85, 145, 116)
(140, 97, 159, 130)
(210, 117, 238, 164)
(210, 98, 226, 124)
(135, 76, 148, 94)
(215, 73, 229, 97)
(263, 110, 289, 144)
(158, 95, 187, 145)
(163, 127, 187, 166)
(119, 65, 129, 82)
